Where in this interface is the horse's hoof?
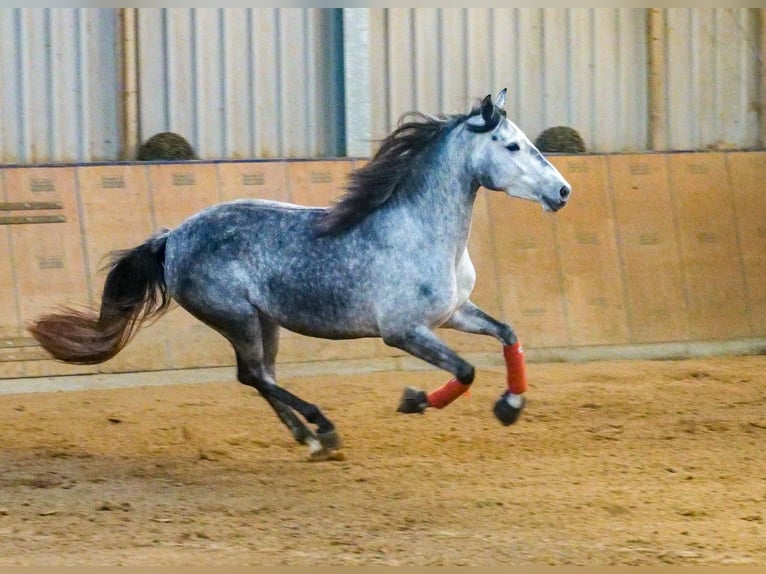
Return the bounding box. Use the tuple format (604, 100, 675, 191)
(318, 428, 342, 451)
(494, 392, 526, 426)
(397, 386, 428, 414)
(305, 434, 344, 462)
(307, 449, 346, 462)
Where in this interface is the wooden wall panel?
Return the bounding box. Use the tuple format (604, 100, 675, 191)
(0, 170, 24, 376)
(487, 192, 568, 348)
(2, 154, 765, 381)
(218, 162, 289, 203)
(3, 167, 97, 376)
(277, 334, 401, 366)
(0, 173, 19, 338)
(668, 153, 749, 340)
(728, 152, 766, 336)
(608, 155, 689, 343)
(552, 155, 630, 346)
(287, 160, 355, 207)
(0, 227, 25, 377)
(149, 164, 232, 369)
(77, 164, 168, 372)
(0, 228, 16, 337)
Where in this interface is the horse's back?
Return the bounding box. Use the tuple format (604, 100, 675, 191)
(162, 199, 381, 338)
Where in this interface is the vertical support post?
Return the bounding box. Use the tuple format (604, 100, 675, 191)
(647, 8, 666, 151)
(120, 8, 140, 160)
(343, 8, 372, 158)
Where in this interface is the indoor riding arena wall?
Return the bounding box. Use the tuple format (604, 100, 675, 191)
(1, 151, 764, 380)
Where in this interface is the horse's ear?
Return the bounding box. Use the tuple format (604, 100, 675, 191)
(466, 93, 503, 132)
(494, 88, 507, 110)
(480, 94, 494, 124)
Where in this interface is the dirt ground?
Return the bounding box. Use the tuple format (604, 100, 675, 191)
(0, 354, 764, 565)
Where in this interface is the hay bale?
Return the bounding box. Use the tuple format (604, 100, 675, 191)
(534, 126, 586, 153)
(137, 132, 197, 161)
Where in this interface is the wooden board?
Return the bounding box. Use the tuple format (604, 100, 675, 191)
(667, 153, 749, 340)
(2, 167, 98, 376)
(2, 167, 87, 318)
(1, 153, 764, 380)
(0, 228, 17, 338)
(487, 191, 569, 349)
(286, 160, 355, 208)
(218, 161, 289, 203)
(149, 164, 233, 369)
(727, 152, 766, 336)
(0, 169, 24, 377)
(551, 155, 630, 346)
(277, 334, 399, 367)
(608, 154, 689, 343)
(77, 164, 168, 372)
(0, 172, 20, 340)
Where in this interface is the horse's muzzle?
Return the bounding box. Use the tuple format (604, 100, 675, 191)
(542, 186, 570, 212)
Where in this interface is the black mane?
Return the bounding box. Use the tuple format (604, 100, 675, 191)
(316, 107, 479, 235)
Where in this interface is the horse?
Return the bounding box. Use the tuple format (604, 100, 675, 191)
(28, 89, 571, 461)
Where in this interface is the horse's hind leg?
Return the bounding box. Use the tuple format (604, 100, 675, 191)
(236, 353, 314, 446)
(235, 314, 342, 459)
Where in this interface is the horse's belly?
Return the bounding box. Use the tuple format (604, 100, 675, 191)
(260, 275, 380, 339)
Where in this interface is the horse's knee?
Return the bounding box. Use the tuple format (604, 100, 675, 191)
(498, 324, 518, 347)
(456, 362, 475, 385)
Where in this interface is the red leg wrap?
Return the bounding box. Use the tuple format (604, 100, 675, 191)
(426, 378, 470, 409)
(503, 341, 528, 394)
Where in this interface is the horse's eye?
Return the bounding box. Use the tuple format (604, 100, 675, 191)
(506, 142, 520, 152)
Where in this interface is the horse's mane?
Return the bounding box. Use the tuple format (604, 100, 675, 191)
(315, 106, 479, 235)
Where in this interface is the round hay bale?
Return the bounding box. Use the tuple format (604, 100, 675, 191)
(137, 132, 197, 161)
(534, 126, 586, 153)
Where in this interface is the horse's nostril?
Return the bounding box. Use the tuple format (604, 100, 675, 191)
(560, 185, 571, 200)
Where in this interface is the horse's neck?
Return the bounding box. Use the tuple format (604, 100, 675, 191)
(398, 153, 478, 252)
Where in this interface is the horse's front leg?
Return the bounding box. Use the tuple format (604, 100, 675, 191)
(383, 325, 476, 415)
(442, 300, 527, 425)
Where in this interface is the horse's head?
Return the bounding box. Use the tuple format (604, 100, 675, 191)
(466, 89, 571, 212)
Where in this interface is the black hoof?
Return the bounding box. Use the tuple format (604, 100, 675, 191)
(397, 386, 428, 414)
(317, 428, 342, 451)
(494, 392, 526, 426)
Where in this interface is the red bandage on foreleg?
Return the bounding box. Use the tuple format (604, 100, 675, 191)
(503, 341, 528, 394)
(426, 378, 470, 409)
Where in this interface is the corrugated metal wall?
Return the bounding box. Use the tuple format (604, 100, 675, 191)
(0, 8, 762, 164)
(0, 8, 120, 164)
(136, 8, 345, 159)
(366, 8, 760, 153)
(664, 8, 761, 150)
(368, 8, 649, 153)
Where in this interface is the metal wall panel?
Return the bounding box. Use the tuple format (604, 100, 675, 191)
(365, 8, 762, 154)
(367, 8, 649, 154)
(137, 8, 344, 160)
(0, 8, 120, 164)
(664, 8, 760, 151)
(0, 8, 762, 164)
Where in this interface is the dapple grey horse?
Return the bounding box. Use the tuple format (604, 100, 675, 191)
(29, 90, 571, 460)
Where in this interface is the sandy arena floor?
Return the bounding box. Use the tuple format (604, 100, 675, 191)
(0, 354, 764, 565)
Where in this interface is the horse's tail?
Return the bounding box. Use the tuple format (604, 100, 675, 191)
(28, 231, 172, 365)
